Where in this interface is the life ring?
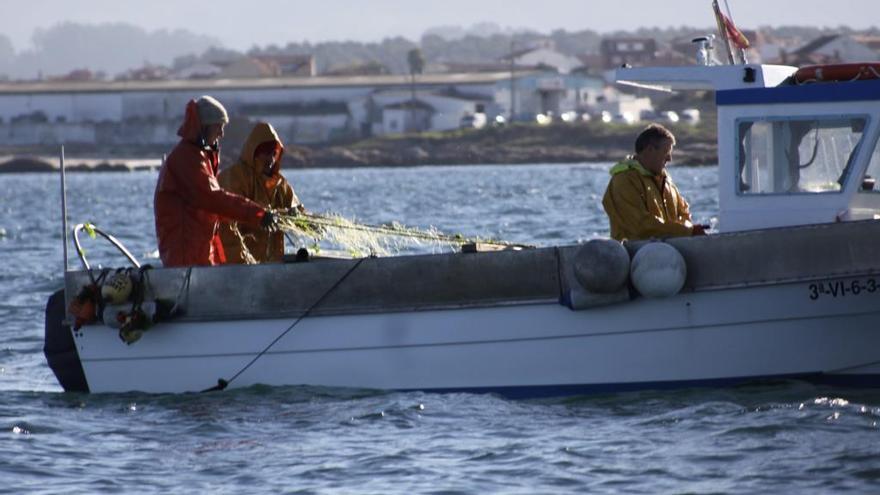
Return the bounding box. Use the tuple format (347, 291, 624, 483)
(794, 63, 880, 84)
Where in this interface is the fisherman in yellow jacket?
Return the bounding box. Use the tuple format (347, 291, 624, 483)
(602, 124, 707, 242)
(218, 122, 305, 263)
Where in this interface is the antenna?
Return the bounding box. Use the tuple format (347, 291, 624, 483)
(59, 145, 68, 272)
(724, 0, 748, 63)
(723, 0, 735, 18)
(713, 0, 749, 65)
(712, 0, 735, 65)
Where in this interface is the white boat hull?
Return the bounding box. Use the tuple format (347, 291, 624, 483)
(72, 276, 880, 395)
(46, 64, 880, 397)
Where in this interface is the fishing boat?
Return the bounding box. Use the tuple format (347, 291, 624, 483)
(44, 20, 880, 397)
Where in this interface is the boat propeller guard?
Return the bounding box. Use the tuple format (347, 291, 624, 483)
(72, 223, 141, 272)
(68, 224, 168, 344)
(67, 223, 142, 333)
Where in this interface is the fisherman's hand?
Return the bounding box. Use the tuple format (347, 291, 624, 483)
(261, 210, 280, 232)
(285, 204, 306, 217)
(692, 224, 710, 236)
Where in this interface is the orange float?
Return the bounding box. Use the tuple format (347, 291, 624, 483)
(794, 63, 880, 84)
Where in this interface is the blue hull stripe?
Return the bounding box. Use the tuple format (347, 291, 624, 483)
(717, 79, 880, 106)
(404, 374, 880, 399)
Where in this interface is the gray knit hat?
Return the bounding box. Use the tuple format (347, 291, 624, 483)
(195, 95, 229, 125)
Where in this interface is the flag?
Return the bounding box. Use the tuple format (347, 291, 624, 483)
(719, 11, 750, 50)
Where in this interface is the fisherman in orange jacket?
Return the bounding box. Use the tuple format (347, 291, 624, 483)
(218, 122, 304, 263)
(154, 96, 278, 267)
(602, 124, 708, 241)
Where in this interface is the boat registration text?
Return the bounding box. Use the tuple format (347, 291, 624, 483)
(808, 278, 878, 300)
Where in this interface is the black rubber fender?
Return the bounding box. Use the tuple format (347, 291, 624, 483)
(43, 289, 89, 393)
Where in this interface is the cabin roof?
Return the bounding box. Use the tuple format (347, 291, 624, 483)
(615, 64, 797, 92)
(716, 78, 880, 106)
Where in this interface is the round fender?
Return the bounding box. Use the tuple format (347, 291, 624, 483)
(630, 242, 686, 298)
(102, 304, 129, 329)
(573, 239, 630, 293)
(101, 271, 132, 305)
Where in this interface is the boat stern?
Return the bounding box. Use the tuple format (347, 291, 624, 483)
(43, 288, 89, 393)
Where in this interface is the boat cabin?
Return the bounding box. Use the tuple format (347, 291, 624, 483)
(617, 64, 880, 232)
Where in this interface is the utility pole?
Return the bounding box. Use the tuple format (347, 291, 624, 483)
(407, 48, 425, 132)
(509, 39, 516, 122)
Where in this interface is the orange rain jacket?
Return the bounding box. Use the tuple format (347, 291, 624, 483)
(218, 122, 300, 263)
(601, 158, 695, 241)
(154, 100, 266, 267)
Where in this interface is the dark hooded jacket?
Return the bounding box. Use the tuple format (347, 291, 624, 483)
(154, 100, 265, 267)
(218, 122, 300, 263)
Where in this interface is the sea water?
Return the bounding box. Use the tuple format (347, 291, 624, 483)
(1, 163, 878, 493)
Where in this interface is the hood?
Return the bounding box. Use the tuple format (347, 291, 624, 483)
(239, 122, 285, 176)
(177, 100, 203, 142)
(609, 156, 662, 177)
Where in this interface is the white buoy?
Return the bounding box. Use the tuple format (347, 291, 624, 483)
(101, 272, 133, 304)
(102, 304, 128, 329)
(573, 239, 631, 293)
(630, 242, 687, 298)
(102, 301, 156, 329)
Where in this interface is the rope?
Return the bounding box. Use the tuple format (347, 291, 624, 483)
(169, 266, 192, 316)
(201, 257, 367, 393)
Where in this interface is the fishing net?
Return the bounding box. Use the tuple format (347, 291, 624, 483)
(275, 211, 522, 258)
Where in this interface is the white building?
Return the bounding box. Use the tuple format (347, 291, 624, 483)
(501, 40, 584, 74)
(499, 72, 606, 121)
(357, 87, 499, 135)
(380, 100, 435, 134)
(788, 34, 880, 65)
(172, 63, 222, 80)
(239, 101, 351, 143)
(0, 70, 606, 146)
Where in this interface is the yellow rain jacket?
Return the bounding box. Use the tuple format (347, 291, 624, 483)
(601, 157, 694, 241)
(218, 123, 301, 263)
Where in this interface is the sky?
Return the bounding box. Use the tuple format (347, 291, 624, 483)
(1, 0, 878, 52)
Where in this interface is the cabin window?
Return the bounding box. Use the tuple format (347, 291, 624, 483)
(737, 117, 866, 195)
(860, 135, 880, 193)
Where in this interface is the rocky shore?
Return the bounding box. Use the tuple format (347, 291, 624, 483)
(289, 140, 716, 168)
(0, 122, 718, 173)
(285, 121, 718, 167)
(0, 156, 161, 173)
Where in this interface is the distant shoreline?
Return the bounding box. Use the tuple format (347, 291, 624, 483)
(0, 122, 719, 173)
(0, 156, 161, 173)
(0, 148, 718, 173)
